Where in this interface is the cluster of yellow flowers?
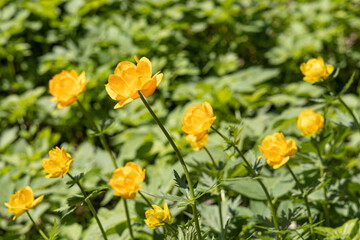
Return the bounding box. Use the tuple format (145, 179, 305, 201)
(4, 55, 333, 237)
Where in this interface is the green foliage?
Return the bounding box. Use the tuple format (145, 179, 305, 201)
(1, 0, 360, 239)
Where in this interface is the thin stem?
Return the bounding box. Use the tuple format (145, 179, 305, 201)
(76, 100, 118, 168)
(285, 164, 314, 240)
(123, 199, 135, 240)
(139, 190, 153, 208)
(311, 138, 330, 226)
(26, 211, 49, 240)
(211, 126, 281, 239)
(338, 95, 360, 131)
(67, 173, 108, 240)
(203, 147, 223, 235)
(311, 137, 324, 176)
(138, 91, 202, 240)
(204, 147, 218, 170)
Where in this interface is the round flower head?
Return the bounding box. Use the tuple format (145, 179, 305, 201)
(182, 102, 216, 150)
(296, 109, 324, 137)
(109, 162, 145, 199)
(258, 132, 297, 169)
(145, 203, 171, 229)
(49, 70, 87, 108)
(105, 56, 163, 109)
(42, 147, 74, 178)
(4, 186, 44, 220)
(300, 57, 334, 83)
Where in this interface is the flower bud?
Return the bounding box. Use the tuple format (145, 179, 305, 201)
(145, 203, 171, 229)
(42, 147, 74, 178)
(259, 132, 297, 169)
(296, 109, 324, 137)
(109, 162, 145, 199)
(106, 56, 163, 108)
(49, 70, 87, 108)
(182, 102, 216, 149)
(300, 57, 334, 83)
(4, 186, 44, 220)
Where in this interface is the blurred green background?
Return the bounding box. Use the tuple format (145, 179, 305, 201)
(1, 0, 360, 239)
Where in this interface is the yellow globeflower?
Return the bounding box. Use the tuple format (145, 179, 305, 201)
(186, 134, 208, 151)
(42, 146, 74, 178)
(300, 56, 334, 83)
(258, 132, 297, 169)
(4, 186, 44, 220)
(145, 203, 171, 229)
(49, 70, 87, 109)
(105, 56, 163, 109)
(296, 109, 324, 137)
(109, 162, 145, 199)
(182, 102, 216, 150)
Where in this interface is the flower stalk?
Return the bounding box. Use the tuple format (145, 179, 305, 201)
(123, 199, 135, 240)
(203, 147, 224, 236)
(26, 211, 49, 240)
(284, 163, 315, 240)
(337, 95, 360, 132)
(211, 126, 281, 239)
(67, 173, 108, 240)
(311, 137, 330, 226)
(138, 91, 203, 240)
(76, 99, 118, 168)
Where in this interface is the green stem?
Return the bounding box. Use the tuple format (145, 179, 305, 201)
(26, 211, 49, 240)
(76, 100, 118, 168)
(123, 199, 135, 240)
(138, 190, 153, 208)
(203, 147, 223, 235)
(311, 138, 330, 226)
(204, 147, 218, 170)
(311, 137, 324, 176)
(338, 96, 360, 131)
(285, 164, 315, 240)
(138, 91, 202, 240)
(211, 126, 281, 239)
(67, 173, 108, 240)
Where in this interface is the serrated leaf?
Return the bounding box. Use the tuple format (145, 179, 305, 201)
(174, 170, 187, 189)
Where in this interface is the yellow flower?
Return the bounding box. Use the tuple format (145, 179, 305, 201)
(4, 186, 44, 220)
(42, 147, 74, 178)
(296, 109, 324, 137)
(105, 56, 163, 109)
(109, 162, 145, 199)
(300, 57, 334, 83)
(185, 134, 208, 151)
(145, 203, 171, 229)
(182, 102, 216, 149)
(49, 70, 87, 109)
(258, 132, 297, 169)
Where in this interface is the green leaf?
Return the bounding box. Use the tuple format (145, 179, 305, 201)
(340, 71, 356, 95)
(49, 219, 59, 240)
(315, 218, 359, 239)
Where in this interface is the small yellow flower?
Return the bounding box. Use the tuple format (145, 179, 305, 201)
(4, 186, 44, 220)
(105, 56, 163, 109)
(109, 162, 145, 199)
(182, 102, 216, 149)
(300, 56, 334, 83)
(185, 134, 208, 151)
(145, 203, 171, 229)
(49, 70, 87, 109)
(296, 109, 324, 137)
(258, 132, 297, 169)
(42, 147, 74, 178)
